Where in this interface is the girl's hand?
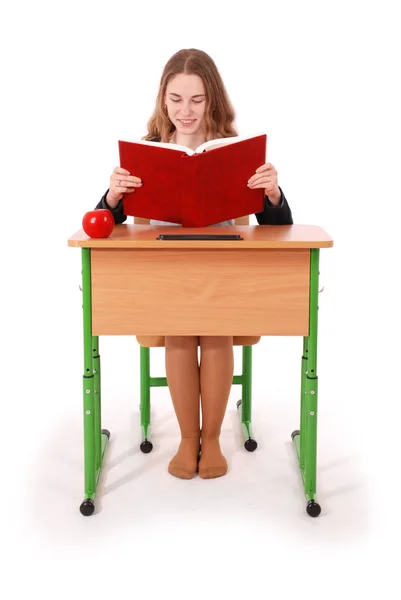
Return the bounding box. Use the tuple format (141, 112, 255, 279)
(247, 163, 281, 205)
(106, 167, 142, 208)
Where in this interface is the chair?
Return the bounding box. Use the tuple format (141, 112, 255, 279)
(133, 215, 261, 454)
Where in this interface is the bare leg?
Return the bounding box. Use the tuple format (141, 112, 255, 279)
(165, 335, 201, 479)
(198, 336, 234, 478)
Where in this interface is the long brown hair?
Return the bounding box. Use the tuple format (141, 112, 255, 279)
(143, 49, 238, 142)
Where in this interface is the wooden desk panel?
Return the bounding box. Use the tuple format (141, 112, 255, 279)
(91, 248, 310, 336)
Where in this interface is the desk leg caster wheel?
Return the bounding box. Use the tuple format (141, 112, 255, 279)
(140, 440, 153, 454)
(80, 498, 95, 516)
(306, 500, 321, 518)
(244, 438, 258, 452)
(291, 429, 300, 440)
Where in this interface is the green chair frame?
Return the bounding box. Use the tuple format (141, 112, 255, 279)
(138, 344, 257, 455)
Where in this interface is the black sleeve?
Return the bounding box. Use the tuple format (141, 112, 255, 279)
(95, 190, 127, 224)
(255, 187, 293, 225)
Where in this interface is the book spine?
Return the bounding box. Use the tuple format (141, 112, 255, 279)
(180, 154, 199, 226)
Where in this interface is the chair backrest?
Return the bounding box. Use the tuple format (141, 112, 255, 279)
(134, 215, 249, 225)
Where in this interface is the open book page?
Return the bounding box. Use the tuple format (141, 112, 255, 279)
(195, 132, 265, 153)
(119, 132, 265, 156)
(123, 139, 193, 154)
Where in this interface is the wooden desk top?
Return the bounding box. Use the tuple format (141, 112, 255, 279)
(68, 224, 333, 249)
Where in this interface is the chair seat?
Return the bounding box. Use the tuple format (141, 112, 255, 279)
(136, 335, 261, 347)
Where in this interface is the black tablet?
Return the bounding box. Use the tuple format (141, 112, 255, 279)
(157, 234, 243, 241)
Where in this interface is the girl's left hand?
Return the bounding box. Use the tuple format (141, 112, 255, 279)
(247, 163, 281, 205)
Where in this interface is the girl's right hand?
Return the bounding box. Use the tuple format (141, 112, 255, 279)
(106, 167, 142, 208)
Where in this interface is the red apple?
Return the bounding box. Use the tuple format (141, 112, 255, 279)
(82, 209, 114, 238)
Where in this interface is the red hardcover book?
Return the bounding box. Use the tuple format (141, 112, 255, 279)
(119, 133, 267, 227)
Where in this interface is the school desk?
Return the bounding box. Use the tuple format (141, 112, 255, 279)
(68, 224, 333, 516)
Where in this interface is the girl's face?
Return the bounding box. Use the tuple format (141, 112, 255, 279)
(164, 73, 207, 137)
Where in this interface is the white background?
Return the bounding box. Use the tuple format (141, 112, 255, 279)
(1, 0, 400, 598)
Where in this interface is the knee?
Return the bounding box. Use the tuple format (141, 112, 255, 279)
(165, 335, 199, 350)
(199, 336, 233, 350)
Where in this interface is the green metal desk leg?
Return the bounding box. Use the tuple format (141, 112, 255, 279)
(139, 346, 153, 454)
(236, 346, 258, 452)
(298, 336, 309, 470)
(92, 338, 110, 471)
(292, 249, 321, 517)
(79, 249, 110, 516)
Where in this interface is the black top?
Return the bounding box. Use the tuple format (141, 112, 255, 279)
(95, 138, 293, 225)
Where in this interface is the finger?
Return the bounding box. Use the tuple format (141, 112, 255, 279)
(115, 186, 135, 194)
(113, 174, 142, 184)
(114, 178, 142, 188)
(248, 175, 275, 188)
(248, 183, 273, 190)
(113, 167, 132, 176)
(255, 162, 275, 173)
(254, 164, 269, 174)
(248, 169, 276, 185)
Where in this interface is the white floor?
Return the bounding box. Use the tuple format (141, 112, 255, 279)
(5, 325, 398, 599)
